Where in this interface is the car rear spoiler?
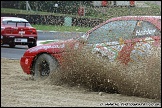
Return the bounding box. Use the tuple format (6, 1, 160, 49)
(7, 21, 29, 27)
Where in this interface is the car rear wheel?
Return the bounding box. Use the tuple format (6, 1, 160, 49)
(28, 43, 37, 48)
(31, 53, 59, 80)
(9, 43, 15, 48)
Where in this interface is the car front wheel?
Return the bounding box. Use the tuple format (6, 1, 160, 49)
(31, 53, 59, 80)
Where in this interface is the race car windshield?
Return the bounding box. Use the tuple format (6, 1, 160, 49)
(2, 20, 31, 27)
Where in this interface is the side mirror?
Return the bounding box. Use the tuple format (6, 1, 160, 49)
(79, 37, 87, 44)
(79, 34, 88, 44)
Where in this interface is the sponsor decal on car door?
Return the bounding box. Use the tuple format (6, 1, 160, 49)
(87, 20, 138, 63)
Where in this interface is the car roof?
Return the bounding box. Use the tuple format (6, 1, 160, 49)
(117, 16, 161, 19)
(1, 17, 28, 22)
(109, 16, 161, 21)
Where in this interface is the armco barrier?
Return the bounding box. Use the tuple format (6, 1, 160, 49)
(1, 13, 103, 28)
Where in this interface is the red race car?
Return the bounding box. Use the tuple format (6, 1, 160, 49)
(1, 17, 37, 48)
(20, 16, 161, 80)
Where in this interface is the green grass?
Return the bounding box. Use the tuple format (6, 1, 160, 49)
(40, 40, 59, 44)
(32, 25, 91, 32)
(86, 6, 161, 21)
(1, 8, 101, 19)
(1, 3, 161, 20)
(1, 8, 73, 17)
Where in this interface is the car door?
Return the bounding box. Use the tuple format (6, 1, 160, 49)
(85, 20, 138, 62)
(129, 20, 161, 63)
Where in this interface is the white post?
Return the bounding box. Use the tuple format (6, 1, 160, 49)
(26, 1, 28, 11)
(26, 1, 32, 11)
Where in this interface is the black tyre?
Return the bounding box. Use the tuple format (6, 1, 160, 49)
(28, 43, 37, 48)
(9, 43, 15, 48)
(31, 53, 59, 80)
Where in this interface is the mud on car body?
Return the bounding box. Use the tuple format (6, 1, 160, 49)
(20, 16, 161, 80)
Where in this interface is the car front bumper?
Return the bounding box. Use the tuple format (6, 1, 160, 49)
(20, 56, 35, 75)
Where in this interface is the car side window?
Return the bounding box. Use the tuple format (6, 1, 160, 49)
(134, 21, 161, 37)
(87, 20, 137, 44)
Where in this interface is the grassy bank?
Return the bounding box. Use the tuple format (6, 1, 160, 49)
(1, 2, 161, 32)
(1, 2, 160, 20)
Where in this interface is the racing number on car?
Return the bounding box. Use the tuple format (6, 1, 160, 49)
(130, 39, 153, 63)
(92, 42, 124, 62)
